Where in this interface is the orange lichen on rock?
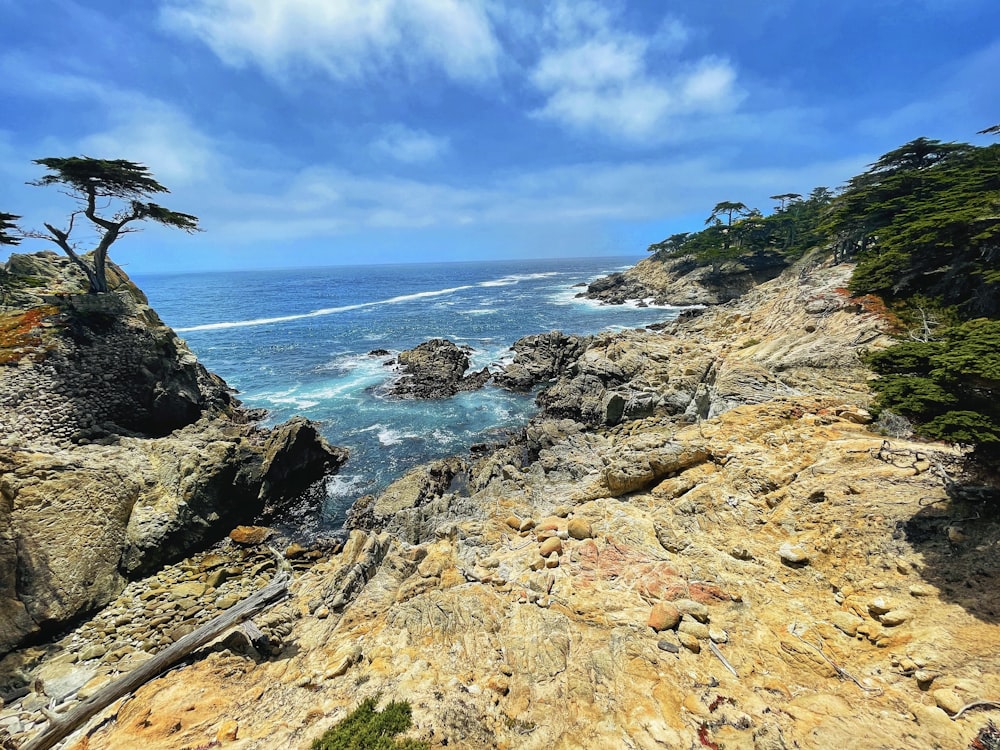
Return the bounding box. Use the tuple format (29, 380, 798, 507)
(0, 305, 60, 364)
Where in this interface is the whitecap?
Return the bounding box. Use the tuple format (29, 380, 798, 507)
(325, 474, 366, 497)
(176, 283, 478, 332)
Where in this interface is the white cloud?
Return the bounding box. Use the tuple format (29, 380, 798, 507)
(160, 0, 501, 83)
(370, 125, 450, 164)
(79, 100, 219, 188)
(526, 4, 740, 142)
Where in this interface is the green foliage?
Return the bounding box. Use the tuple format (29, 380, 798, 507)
(31, 157, 171, 200)
(0, 212, 20, 245)
(311, 696, 429, 750)
(645, 186, 835, 273)
(831, 139, 1000, 317)
(867, 319, 1000, 457)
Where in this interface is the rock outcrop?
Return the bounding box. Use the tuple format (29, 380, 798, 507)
(5, 254, 1000, 750)
(0, 252, 346, 655)
(387, 339, 491, 398)
(583, 253, 788, 307)
(492, 331, 589, 391)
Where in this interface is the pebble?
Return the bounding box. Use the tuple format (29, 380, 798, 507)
(647, 603, 681, 632)
(909, 584, 934, 597)
(868, 597, 892, 616)
(538, 537, 562, 557)
(830, 611, 863, 637)
(229, 526, 271, 545)
(657, 639, 680, 654)
(674, 599, 709, 623)
(678, 618, 710, 640)
(778, 542, 810, 565)
(677, 632, 701, 653)
(708, 628, 728, 644)
(567, 518, 593, 540)
(879, 610, 909, 627)
(932, 688, 966, 716)
(914, 670, 937, 688)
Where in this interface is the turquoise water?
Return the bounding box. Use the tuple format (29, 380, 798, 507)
(135, 256, 678, 523)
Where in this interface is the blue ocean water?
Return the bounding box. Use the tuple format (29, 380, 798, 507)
(135, 256, 680, 524)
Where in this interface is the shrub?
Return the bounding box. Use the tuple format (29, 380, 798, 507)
(311, 695, 429, 750)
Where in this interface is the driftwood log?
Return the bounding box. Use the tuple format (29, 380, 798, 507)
(21, 569, 291, 750)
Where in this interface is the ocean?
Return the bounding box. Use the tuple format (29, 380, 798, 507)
(134, 256, 681, 525)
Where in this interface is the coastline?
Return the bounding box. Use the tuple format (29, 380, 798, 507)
(4, 251, 1000, 749)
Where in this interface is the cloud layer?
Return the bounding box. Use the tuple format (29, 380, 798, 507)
(161, 0, 501, 83)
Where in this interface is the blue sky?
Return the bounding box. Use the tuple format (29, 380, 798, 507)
(1, 0, 998, 273)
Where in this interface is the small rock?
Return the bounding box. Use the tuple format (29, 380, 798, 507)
(675, 599, 709, 623)
(678, 618, 710, 640)
(229, 526, 271, 545)
(708, 628, 728, 644)
(544, 553, 560, 569)
(284, 543, 308, 559)
(932, 688, 966, 715)
(946, 526, 967, 544)
(567, 518, 593, 540)
(868, 597, 892, 616)
(914, 670, 937, 688)
(647, 603, 682, 632)
(830, 611, 864, 637)
(677, 632, 701, 653)
(729, 547, 753, 561)
(504, 515, 522, 531)
(538, 537, 562, 557)
(879, 610, 910, 627)
(657, 639, 680, 654)
(216, 719, 239, 743)
(909, 584, 935, 597)
(837, 407, 872, 424)
(171, 582, 208, 598)
(78, 643, 107, 661)
(778, 542, 810, 566)
(216, 594, 241, 610)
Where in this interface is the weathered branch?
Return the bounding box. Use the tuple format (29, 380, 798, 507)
(20, 569, 291, 750)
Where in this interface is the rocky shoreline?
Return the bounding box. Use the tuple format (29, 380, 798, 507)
(3, 252, 1000, 749)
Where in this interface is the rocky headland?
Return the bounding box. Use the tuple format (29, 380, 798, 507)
(3, 252, 1000, 750)
(0, 252, 346, 658)
(582, 253, 788, 307)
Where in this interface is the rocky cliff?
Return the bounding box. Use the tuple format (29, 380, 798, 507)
(4, 255, 1000, 750)
(583, 253, 787, 307)
(0, 252, 346, 656)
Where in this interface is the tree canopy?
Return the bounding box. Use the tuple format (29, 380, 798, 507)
(27, 157, 200, 293)
(0, 212, 20, 246)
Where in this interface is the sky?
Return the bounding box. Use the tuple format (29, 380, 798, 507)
(1, 0, 998, 274)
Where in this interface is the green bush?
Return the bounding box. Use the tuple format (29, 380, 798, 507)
(311, 695, 429, 750)
(866, 319, 1000, 459)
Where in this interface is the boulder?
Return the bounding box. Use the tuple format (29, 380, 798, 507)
(388, 339, 490, 398)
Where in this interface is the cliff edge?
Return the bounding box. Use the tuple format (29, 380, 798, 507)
(0, 252, 347, 655)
